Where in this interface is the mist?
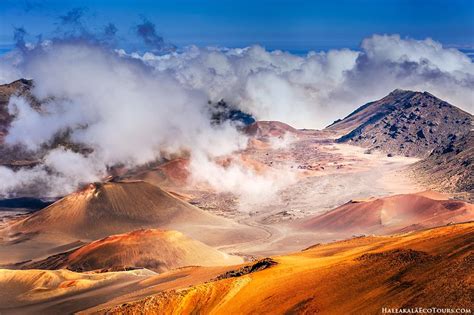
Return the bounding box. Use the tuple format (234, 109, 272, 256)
(0, 30, 473, 203)
(1, 41, 254, 199)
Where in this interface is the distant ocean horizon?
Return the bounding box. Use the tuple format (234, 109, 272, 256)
(1, 46, 473, 60)
(0, 45, 350, 57)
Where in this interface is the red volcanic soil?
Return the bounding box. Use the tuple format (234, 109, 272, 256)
(298, 192, 473, 235)
(131, 158, 191, 188)
(245, 121, 298, 138)
(23, 229, 242, 272)
(158, 158, 190, 185)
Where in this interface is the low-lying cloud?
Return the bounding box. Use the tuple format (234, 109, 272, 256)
(0, 31, 472, 203)
(1, 41, 251, 198)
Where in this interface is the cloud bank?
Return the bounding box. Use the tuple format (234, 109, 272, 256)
(1, 41, 252, 198)
(0, 33, 472, 201)
(130, 34, 473, 128)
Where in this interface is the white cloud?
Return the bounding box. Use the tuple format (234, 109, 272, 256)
(0, 147, 105, 197)
(189, 151, 297, 210)
(0, 41, 254, 198)
(0, 34, 473, 199)
(131, 34, 473, 127)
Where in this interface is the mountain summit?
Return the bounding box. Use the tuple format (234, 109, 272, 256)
(327, 90, 473, 157)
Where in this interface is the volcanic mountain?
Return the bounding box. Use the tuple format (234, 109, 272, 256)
(0, 79, 91, 169)
(127, 158, 191, 190)
(412, 131, 473, 199)
(245, 121, 298, 138)
(297, 192, 473, 235)
(327, 89, 473, 157)
(95, 222, 474, 314)
(22, 229, 243, 273)
(0, 181, 264, 264)
(0, 79, 37, 139)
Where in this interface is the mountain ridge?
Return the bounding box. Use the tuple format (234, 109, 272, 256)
(327, 89, 473, 157)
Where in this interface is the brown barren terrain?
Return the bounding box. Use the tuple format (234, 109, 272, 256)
(93, 222, 474, 314)
(0, 181, 265, 264)
(298, 192, 474, 235)
(1, 222, 472, 314)
(20, 229, 243, 273)
(0, 84, 472, 314)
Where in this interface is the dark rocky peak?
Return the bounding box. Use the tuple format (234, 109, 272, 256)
(208, 99, 255, 126)
(327, 89, 473, 157)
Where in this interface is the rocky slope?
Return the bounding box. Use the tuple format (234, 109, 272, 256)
(0, 79, 43, 169)
(0, 79, 37, 140)
(327, 89, 473, 157)
(209, 99, 255, 126)
(411, 130, 473, 199)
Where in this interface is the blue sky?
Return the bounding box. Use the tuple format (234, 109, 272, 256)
(0, 0, 473, 53)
